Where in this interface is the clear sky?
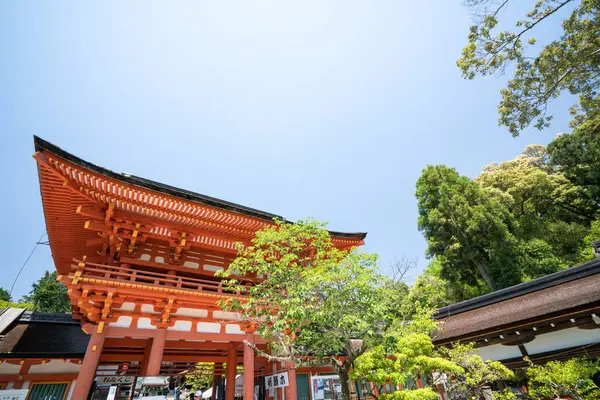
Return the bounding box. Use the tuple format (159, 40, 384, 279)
(0, 1, 573, 299)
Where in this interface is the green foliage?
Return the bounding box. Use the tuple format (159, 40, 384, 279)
(548, 114, 600, 207)
(437, 343, 515, 398)
(416, 140, 600, 298)
(0, 288, 11, 302)
(400, 259, 487, 312)
(218, 219, 400, 400)
(379, 388, 439, 400)
(0, 300, 33, 309)
(185, 363, 215, 392)
(526, 357, 600, 399)
(352, 311, 464, 399)
(458, 0, 600, 136)
(20, 271, 71, 313)
(416, 164, 520, 293)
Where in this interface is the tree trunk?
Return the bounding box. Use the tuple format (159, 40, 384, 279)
(337, 368, 352, 400)
(473, 259, 495, 290)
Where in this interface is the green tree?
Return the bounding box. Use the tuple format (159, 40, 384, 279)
(416, 164, 519, 293)
(351, 311, 463, 400)
(416, 141, 600, 299)
(548, 115, 600, 207)
(476, 144, 595, 227)
(476, 145, 593, 267)
(437, 343, 516, 399)
(21, 271, 70, 313)
(401, 258, 489, 312)
(525, 358, 600, 399)
(218, 219, 401, 400)
(0, 288, 11, 302)
(458, 0, 600, 136)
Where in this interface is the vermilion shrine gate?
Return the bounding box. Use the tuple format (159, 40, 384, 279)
(33, 137, 366, 400)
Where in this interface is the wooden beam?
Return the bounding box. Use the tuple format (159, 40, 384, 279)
(102, 326, 266, 343)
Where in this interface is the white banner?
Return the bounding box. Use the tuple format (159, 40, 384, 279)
(98, 375, 135, 385)
(106, 386, 118, 400)
(265, 372, 289, 390)
(0, 389, 29, 400)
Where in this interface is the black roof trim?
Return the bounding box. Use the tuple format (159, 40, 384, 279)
(34, 136, 367, 240)
(434, 257, 600, 319)
(19, 311, 79, 325)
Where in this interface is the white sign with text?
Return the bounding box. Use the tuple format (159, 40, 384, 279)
(0, 389, 29, 400)
(264, 372, 289, 390)
(106, 386, 118, 400)
(98, 375, 135, 385)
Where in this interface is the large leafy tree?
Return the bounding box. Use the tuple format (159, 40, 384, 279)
(458, 0, 600, 136)
(20, 270, 70, 313)
(416, 145, 597, 298)
(548, 114, 600, 207)
(416, 164, 519, 292)
(476, 144, 595, 227)
(218, 219, 402, 400)
(477, 145, 593, 268)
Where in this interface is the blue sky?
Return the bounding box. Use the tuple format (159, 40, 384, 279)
(0, 1, 573, 299)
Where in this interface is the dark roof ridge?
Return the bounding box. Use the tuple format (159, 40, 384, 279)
(19, 311, 79, 325)
(435, 257, 600, 319)
(33, 136, 367, 240)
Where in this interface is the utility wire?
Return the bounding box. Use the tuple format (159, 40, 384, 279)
(9, 232, 49, 299)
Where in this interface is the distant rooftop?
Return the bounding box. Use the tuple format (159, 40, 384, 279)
(434, 257, 600, 343)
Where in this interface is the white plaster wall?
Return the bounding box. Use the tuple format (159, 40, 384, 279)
(5, 382, 14, 390)
(170, 320, 193, 332)
(141, 304, 159, 314)
(28, 360, 81, 374)
(183, 261, 200, 269)
(137, 317, 157, 329)
(203, 264, 224, 272)
(197, 322, 221, 333)
(109, 315, 133, 328)
(213, 311, 241, 320)
(0, 363, 22, 374)
(525, 327, 600, 355)
(114, 302, 136, 312)
(225, 324, 244, 334)
(21, 382, 30, 389)
(473, 344, 522, 361)
(173, 308, 208, 318)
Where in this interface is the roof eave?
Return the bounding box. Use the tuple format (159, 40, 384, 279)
(33, 136, 367, 241)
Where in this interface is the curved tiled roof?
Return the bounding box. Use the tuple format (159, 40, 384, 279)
(34, 136, 366, 240)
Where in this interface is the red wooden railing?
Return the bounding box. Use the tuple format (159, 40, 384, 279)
(70, 258, 243, 296)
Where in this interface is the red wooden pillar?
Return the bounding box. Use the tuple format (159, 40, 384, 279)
(140, 342, 152, 376)
(243, 334, 255, 400)
(146, 329, 167, 376)
(71, 331, 106, 399)
(226, 343, 237, 400)
(276, 362, 283, 400)
(212, 362, 223, 400)
(284, 361, 297, 400)
(12, 361, 32, 390)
